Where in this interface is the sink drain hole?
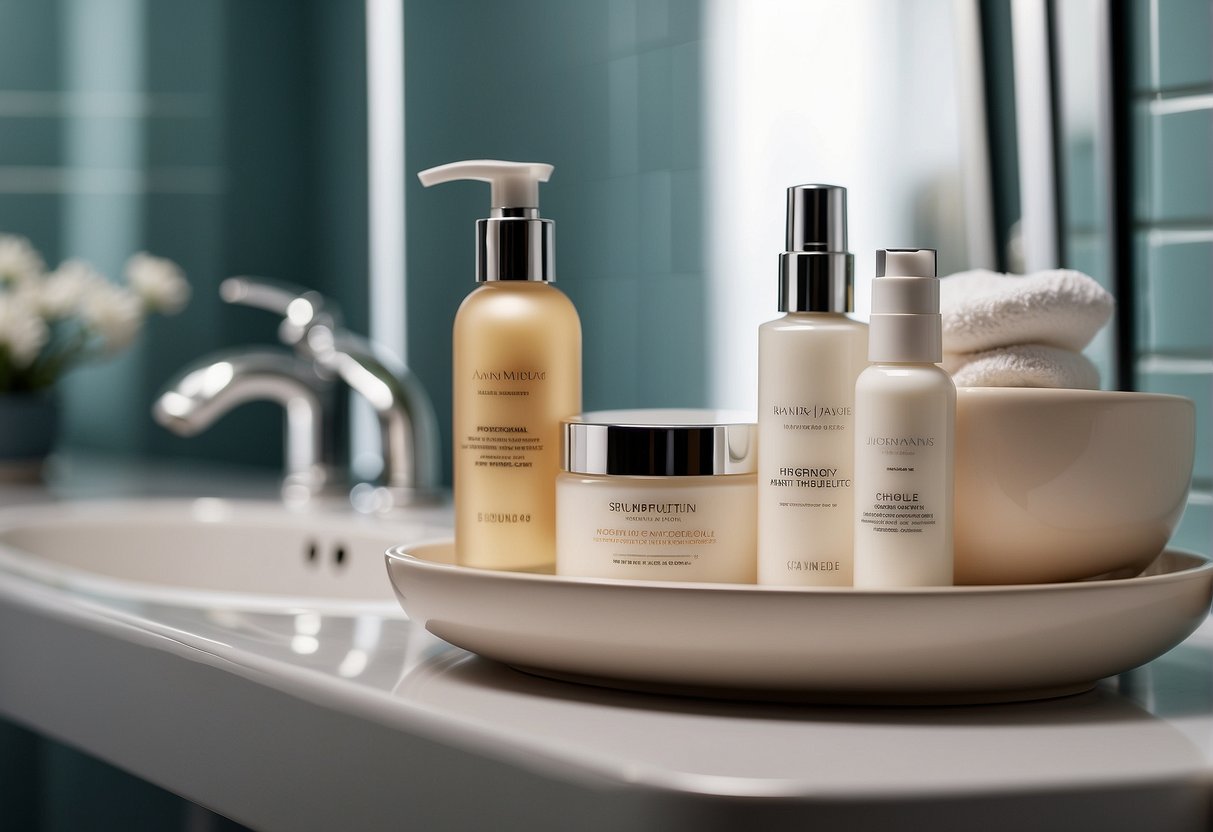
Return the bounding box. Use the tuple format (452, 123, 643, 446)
(334, 545, 347, 567)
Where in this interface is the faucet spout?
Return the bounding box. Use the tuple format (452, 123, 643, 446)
(158, 277, 443, 509)
(153, 349, 336, 499)
(315, 331, 441, 503)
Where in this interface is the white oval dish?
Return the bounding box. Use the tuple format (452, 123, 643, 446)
(385, 542, 1213, 705)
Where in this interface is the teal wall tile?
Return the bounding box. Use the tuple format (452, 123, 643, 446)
(0, 1, 62, 91)
(668, 0, 701, 44)
(638, 47, 673, 171)
(671, 39, 701, 170)
(1156, 0, 1213, 90)
(0, 117, 60, 166)
(564, 276, 640, 409)
(1150, 105, 1213, 222)
(1140, 237, 1213, 355)
(1061, 134, 1099, 230)
(670, 168, 702, 273)
(145, 0, 223, 97)
(639, 170, 672, 273)
(1171, 494, 1211, 554)
(607, 55, 640, 176)
(606, 173, 642, 277)
(0, 195, 62, 256)
(145, 116, 222, 168)
(576, 66, 612, 182)
(608, 0, 639, 57)
(1138, 364, 1212, 485)
(1066, 233, 1108, 287)
(637, 0, 670, 49)
(637, 275, 707, 405)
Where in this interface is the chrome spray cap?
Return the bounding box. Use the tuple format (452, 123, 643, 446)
(418, 160, 556, 282)
(778, 184, 854, 312)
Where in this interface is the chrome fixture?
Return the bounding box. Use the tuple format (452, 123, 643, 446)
(154, 277, 440, 508)
(154, 350, 334, 501)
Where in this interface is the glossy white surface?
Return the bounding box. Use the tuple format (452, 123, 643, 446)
(0, 499, 449, 614)
(389, 542, 1213, 704)
(0, 457, 1211, 830)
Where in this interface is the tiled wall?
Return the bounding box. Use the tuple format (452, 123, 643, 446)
(1131, 0, 1213, 553)
(403, 0, 707, 485)
(0, 0, 370, 469)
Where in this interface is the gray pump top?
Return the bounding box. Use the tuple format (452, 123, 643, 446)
(418, 159, 556, 283)
(778, 184, 854, 313)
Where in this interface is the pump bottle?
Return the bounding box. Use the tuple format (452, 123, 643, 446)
(757, 185, 868, 586)
(419, 160, 582, 571)
(853, 249, 954, 587)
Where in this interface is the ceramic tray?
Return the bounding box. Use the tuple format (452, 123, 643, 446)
(385, 543, 1213, 705)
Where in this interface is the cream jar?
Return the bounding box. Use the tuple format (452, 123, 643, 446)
(556, 409, 757, 583)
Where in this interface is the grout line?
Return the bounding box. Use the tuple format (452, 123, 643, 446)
(1132, 220, 1213, 233)
(1136, 355, 1213, 374)
(1145, 228, 1213, 246)
(0, 166, 224, 195)
(1149, 93, 1213, 115)
(0, 91, 212, 119)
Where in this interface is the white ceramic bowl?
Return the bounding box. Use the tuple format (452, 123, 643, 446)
(955, 388, 1195, 584)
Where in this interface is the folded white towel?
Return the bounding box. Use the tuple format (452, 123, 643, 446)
(940, 269, 1114, 354)
(943, 344, 1101, 389)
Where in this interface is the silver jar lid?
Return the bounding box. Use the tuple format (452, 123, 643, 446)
(564, 409, 756, 477)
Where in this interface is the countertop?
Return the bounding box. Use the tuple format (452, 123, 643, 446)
(0, 455, 1211, 831)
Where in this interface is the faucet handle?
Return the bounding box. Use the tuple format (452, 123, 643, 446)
(220, 276, 343, 348)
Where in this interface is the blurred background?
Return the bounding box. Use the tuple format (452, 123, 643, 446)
(0, 1, 1208, 823)
(1, 0, 1206, 546)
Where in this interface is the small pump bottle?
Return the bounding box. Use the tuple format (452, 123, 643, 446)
(757, 185, 868, 586)
(419, 160, 582, 571)
(853, 249, 954, 587)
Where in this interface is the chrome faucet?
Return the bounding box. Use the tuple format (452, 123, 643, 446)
(153, 350, 336, 501)
(154, 277, 441, 507)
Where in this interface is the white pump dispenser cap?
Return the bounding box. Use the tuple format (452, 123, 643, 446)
(417, 160, 553, 211)
(418, 159, 557, 282)
(868, 248, 942, 363)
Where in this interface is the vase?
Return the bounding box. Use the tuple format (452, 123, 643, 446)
(0, 391, 59, 481)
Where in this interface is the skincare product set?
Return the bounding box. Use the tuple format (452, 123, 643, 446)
(419, 160, 952, 589)
(395, 158, 1203, 702)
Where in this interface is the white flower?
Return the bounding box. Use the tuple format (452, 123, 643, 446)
(38, 259, 108, 320)
(125, 252, 190, 315)
(80, 283, 144, 353)
(0, 294, 49, 368)
(0, 235, 46, 289)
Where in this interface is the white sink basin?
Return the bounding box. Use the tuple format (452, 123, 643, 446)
(0, 498, 451, 614)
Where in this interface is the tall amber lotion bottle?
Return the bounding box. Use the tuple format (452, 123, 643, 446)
(853, 249, 954, 587)
(757, 185, 867, 585)
(419, 160, 581, 570)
